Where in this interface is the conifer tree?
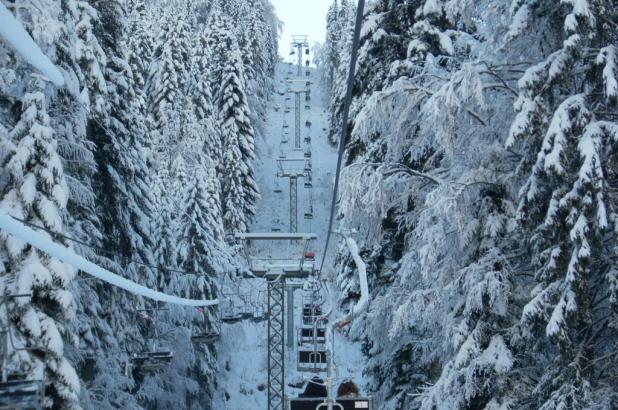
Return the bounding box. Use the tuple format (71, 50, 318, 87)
(216, 29, 260, 226)
(0, 76, 80, 408)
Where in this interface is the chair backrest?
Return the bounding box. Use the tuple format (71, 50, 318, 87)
(0, 379, 44, 410)
(287, 397, 372, 410)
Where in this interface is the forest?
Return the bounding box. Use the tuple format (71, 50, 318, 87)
(0, 0, 617, 409)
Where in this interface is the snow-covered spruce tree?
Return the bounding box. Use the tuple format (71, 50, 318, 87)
(146, 6, 191, 130)
(127, 0, 153, 96)
(0, 76, 80, 408)
(215, 28, 260, 230)
(171, 161, 222, 405)
(323, 0, 342, 94)
(506, 0, 618, 407)
(191, 30, 222, 166)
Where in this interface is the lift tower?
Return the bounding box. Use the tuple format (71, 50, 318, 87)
(277, 158, 311, 233)
(286, 80, 310, 149)
(235, 233, 317, 410)
(290, 35, 309, 76)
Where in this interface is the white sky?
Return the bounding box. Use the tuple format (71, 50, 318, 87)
(269, 0, 332, 60)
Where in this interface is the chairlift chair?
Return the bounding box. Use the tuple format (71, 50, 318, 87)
(221, 299, 243, 324)
(298, 327, 326, 346)
(305, 48, 310, 55)
(304, 179, 313, 189)
(305, 60, 310, 67)
(0, 330, 45, 410)
(304, 149, 312, 159)
(306, 70, 311, 77)
(239, 294, 254, 320)
(305, 94, 311, 101)
(297, 350, 328, 373)
(191, 308, 220, 343)
(286, 397, 374, 410)
(0, 379, 44, 410)
(128, 306, 175, 372)
(304, 204, 314, 220)
(305, 105, 311, 110)
(128, 349, 173, 373)
(251, 302, 268, 323)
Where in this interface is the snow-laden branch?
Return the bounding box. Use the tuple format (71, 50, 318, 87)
(0, 4, 64, 86)
(334, 236, 370, 326)
(0, 211, 218, 307)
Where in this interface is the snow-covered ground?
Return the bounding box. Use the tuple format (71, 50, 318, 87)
(212, 62, 367, 409)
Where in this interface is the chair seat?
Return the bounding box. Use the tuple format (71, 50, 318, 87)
(287, 397, 372, 410)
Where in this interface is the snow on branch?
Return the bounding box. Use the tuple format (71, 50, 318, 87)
(0, 3, 64, 86)
(0, 211, 218, 307)
(334, 236, 369, 325)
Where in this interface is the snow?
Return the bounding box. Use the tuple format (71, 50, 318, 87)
(0, 3, 64, 86)
(337, 236, 369, 323)
(0, 210, 218, 307)
(597, 46, 618, 100)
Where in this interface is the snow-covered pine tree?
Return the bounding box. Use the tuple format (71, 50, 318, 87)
(215, 28, 260, 228)
(506, 0, 618, 406)
(191, 30, 222, 167)
(0, 76, 80, 408)
(171, 160, 222, 404)
(323, 0, 341, 94)
(127, 0, 153, 95)
(146, 6, 191, 129)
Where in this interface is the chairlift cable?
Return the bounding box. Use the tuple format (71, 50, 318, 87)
(319, 0, 366, 275)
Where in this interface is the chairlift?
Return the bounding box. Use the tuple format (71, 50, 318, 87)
(304, 149, 312, 159)
(305, 105, 311, 110)
(287, 397, 374, 410)
(127, 305, 174, 373)
(298, 327, 326, 346)
(274, 181, 283, 193)
(304, 211, 314, 220)
(0, 323, 45, 410)
(271, 227, 282, 232)
(305, 60, 310, 67)
(305, 48, 310, 55)
(252, 300, 268, 323)
(306, 70, 311, 77)
(191, 308, 220, 343)
(239, 294, 254, 320)
(304, 252, 316, 261)
(127, 350, 173, 373)
(305, 120, 312, 127)
(305, 94, 311, 101)
(297, 350, 328, 373)
(304, 176, 313, 189)
(220, 299, 243, 324)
